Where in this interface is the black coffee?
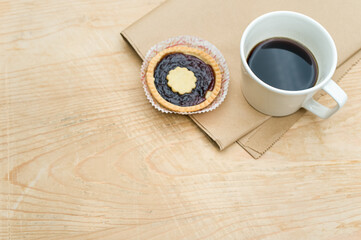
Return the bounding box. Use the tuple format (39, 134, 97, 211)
(247, 38, 318, 91)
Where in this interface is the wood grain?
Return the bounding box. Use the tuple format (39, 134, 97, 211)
(1, 1, 361, 239)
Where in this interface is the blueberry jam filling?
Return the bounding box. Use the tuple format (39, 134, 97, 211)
(154, 53, 215, 106)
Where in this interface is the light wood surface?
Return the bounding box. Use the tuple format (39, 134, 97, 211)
(1, 1, 361, 239)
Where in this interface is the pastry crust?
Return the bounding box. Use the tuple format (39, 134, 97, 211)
(146, 46, 222, 112)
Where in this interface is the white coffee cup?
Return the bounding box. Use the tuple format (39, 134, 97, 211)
(240, 11, 347, 118)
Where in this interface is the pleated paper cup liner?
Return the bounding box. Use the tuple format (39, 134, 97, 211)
(140, 35, 230, 115)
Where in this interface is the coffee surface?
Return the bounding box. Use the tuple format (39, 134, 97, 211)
(154, 53, 215, 106)
(247, 38, 318, 91)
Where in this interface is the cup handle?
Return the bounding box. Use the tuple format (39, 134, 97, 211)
(302, 80, 347, 119)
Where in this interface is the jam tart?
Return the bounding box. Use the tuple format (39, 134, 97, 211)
(146, 46, 222, 112)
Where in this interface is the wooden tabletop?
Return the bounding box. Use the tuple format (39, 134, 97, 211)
(1, 1, 361, 239)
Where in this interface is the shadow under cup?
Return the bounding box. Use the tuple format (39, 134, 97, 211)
(240, 11, 338, 117)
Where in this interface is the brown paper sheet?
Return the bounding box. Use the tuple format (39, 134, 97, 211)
(121, 0, 361, 158)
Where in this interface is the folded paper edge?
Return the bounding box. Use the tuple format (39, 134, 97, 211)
(121, 31, 145, 60)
